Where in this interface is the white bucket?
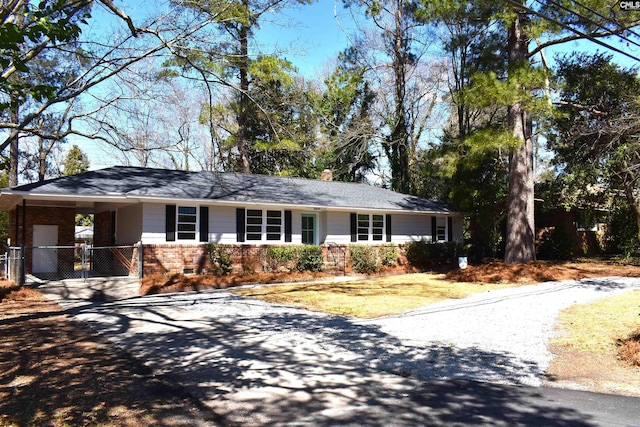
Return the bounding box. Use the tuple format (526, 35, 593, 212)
(458, 257, 468, 269)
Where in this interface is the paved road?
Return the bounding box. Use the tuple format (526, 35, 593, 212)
(38, 277, 640, 426)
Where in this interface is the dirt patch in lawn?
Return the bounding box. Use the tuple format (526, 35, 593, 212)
(0, 282, 220, 426)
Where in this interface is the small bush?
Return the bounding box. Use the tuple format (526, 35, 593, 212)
(404, 240, 431, 268)
(404, 241, 465, 269)
(606, 200, 639, 256)
(295, 245, 324, 272)
(379, 245, 398, 267)
(536, 227, 576, 260)
(617, 327, 640, 367)
(264, 246, 297, 271)
(350, 245, 379, 274)
(206, 244, 234, 276)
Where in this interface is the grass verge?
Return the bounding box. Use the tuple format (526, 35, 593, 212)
(551, 289, 640, 355)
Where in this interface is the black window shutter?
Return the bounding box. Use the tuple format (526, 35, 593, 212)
(200, 206, 209, 242)
(236, 208, 246, 242)
(447, 217, 453, 242)
(350, 213, 357, 242)
(431, 216, 437, 243)
(385, 214, 392, 242)
(166, 205, 176, 242)
(284, 210, 292, 242)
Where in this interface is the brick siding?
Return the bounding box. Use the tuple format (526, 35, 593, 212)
(8, 206, 75, 274)
(141, 243, 405, 276)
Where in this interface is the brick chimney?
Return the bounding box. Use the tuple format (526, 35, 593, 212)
(320, 169, 333, 181)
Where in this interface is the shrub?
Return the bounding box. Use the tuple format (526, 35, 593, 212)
(606, 200, 639, 256)
(295, 245, 324, 272)
(206, 244, 234, 276)
(379, 245, 398, 267)
(264, 246, 297, 272)
(536, 227, 576, 260)
(404, 240, 431, 268)
(404, 241, 465, 269)
(349, 245, 379, 274)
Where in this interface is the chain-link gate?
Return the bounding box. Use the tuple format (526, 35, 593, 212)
(6, 244, 140, 282)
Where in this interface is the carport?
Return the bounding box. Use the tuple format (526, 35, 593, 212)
(0, 194, 141, 283)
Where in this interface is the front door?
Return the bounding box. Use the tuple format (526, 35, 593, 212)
(33, 225, 58, 273)
(301, 214, 317, 245)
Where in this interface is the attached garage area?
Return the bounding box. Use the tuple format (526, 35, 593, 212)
(5, 202, 140, 282)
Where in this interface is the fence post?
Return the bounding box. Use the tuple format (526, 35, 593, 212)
(137, 241, 143, 279)
(81, 244, 87, 281)
(19, 246, 25, 285)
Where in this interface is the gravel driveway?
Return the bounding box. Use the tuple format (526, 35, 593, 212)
(38, 275, 640, 425)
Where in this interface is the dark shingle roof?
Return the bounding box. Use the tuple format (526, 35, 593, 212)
(5, 166, 454, 213)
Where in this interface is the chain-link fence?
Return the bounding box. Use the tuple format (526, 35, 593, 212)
(0, 253, 7, 280)
(5, 244, 140, 282)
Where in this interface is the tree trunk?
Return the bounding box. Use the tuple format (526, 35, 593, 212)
(9, 91, 19, 186)
(623, 178, 640, 247)
(237, 0, 251, 174)
(504, 6, 536, 264)
(389, 0, 410, 194)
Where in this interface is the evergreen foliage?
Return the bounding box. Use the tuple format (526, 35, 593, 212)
(61, 145, 90, 176)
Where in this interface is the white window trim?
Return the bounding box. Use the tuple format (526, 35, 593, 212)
(246, 209, 285, 243)
(176, 205, 199, 242)
(356, 212, 386, 243)
(435, 217, 447, 243)
(301, 212, 317, 245)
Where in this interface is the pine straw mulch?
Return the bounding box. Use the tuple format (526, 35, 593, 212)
(140, 271, 333, 295)
(446, 259, 640, 284)
(0, 282, 220, 427)
(617, 328, 640, 368)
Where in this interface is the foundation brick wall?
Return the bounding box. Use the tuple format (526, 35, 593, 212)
(141, 244, 273, 276)
(141, 243, 406, 276)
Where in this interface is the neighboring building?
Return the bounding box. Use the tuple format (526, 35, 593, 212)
(0, 166, 462, 278)
(75, 226, 94, 244)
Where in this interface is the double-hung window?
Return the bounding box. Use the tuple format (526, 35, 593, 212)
(436, 217, 447, 242)
(177, 206, 197, 240)
(372, 214, 384, 241)
(246, 209, 283, 241)
(356, 213, 385, 242)
(246, 209, 263, 241)
(266, 210, 282, 240)
(357, 214, 370, 241)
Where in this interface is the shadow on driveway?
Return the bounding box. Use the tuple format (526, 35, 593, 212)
(48, 289, 618, 426)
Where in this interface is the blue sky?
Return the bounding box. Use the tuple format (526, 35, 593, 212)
(255, 0, 355, 76)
